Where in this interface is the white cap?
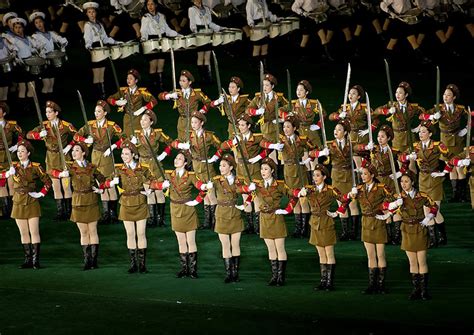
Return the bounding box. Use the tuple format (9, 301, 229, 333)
(2, 12, 18, 26)
(83, 2, 99, 10)
(29, 11, 46, 23)
(11, 17, 27, 27)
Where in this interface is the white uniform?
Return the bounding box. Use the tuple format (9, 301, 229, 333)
(246, 0, 278, 26)
(8, 34, 35, 60)
(31, 31, 68, 57)
(188, 5, 222, 32)
(140, 13, 179, 39)
(380, 0, 415, 15)
(292, 0, 328, 15)
(0, 36, 15, 59)
(83, 21, 116, 49)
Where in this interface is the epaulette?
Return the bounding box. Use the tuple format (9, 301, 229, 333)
(411, 103, 419, 107)
(255, 92, 262, 97)
(194, 88, 202, 92)
(212, 175, 223, 181)
(107, 120, 115, 126)
(43, 121, 49, 125)
(433, 141, 440, 146)
(188, 171, 195, 175)
(309, 99, 318, 104)
(326, 185, 334, 190)
(327, 140, 335, 145)
(115, 163, 124, 168)
(88, 120, 95, 125)
(300, 135, 308, 140)
(255, 179, 264, 187)
(8, 120, 17, 125)
(32, 162, 41, 167)
(141, 163, 150, 168)
(291, 99, 298, 104)
(277, 180, 285, 184)
(356, 184, 364, 190)
(276, 92, 284, 97)
(138, 87, 148, 92)
(419, 191, 428, 198)
(165, 169, 173, 174)
(134, 129, 141, 134)
(360, 103, 367, 108)
(456, 104, 465, 110)
(62, 121, 71, 126)
(240, 94, 249, 98)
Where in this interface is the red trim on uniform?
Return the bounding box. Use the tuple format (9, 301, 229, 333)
(317, 120, 322, 128)
(429, 206, 438, 216)
(195, 191, 205, 203)
(74, 134, 86, 142)
(195, 180, 204, 190)
(214, 149, 222, 158)
(158, 92, 169, 100)
(336, 205, 346, 215)
(381, 107, 389, 116)
(382, 201, 391, 211)
(40, 186, 49, 195)
(443, 164, 453, 173)
(200, 105, 209, 113)
(115, 137, 124, 148)
(247, 108, 257, 116)
(259, 149, 268, 159)
(149, 180, 163, 190)
(108, 98, 117, 106)
(145, 101, 154, 110)
(260, 139, 272, 149)
(164, 146, 171, 155)
(50, 169, 61, 178)
(420, 113, 431, 121)
(28, 131, 41, 140)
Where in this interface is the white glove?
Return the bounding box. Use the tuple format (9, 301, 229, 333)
(140, 189, 153, 196)
(411, 126, 420, 133)
(375, 213, 391, 220)
(133, 106, 146, 116)
(185, 200, 199, 207)
(165, 92, 179, 100)
(429, 111, 441, 121)
(130, 136, 138, 145)
(310, 124, 320, 131)
(389, 171, 402, 180)
(248, 155, 262, 164)
(84, 136, 94, 144)
(431, 172, 445, 178)
(63, 144, 72, 155)
(458, 127, 468, 137)
(8, 144, 18, 152)
(214, 95, 225, 105)
(109, 177, 120, 186)
(115, 98, 127, 106)
(302, 10, 310, 17)
(389, 106, 397, 114)
(207, 155, 219, 164)
(359, 129, 370, 137)
(177, 142, 190, 150)
(157, 152, 167, 162)
(200, 181, 213, 190)
(235, 204, 245, 211)
(297, 187, 307, 197)
(388, 198, 403, 210)
(275, 209, 288, 215)
(162, 180, 170, 189)
(408, 152, 417, 161)
(232, 137, 239, 145)
(92, 186, 104, 194)
(318, 147, 330, 157)
(300, 157, 311, 165)
(339, 111, 347, 119)
(269, 143, 284, 151)
(350, 187, 358, 196)
(457, 158, 471, 167)
(58, 170, 69, 178)
(255, 107, 265, 115)
(248, 182, 256, 191)
(421, 213, 434, 227)
(198, 108, 206, 114)
(39, 129, 48, 138)
(28, 192, 45, 199)
(365, 141, 374, 151)
(326, 210, 338, 218)
(104, 144, 117, 157)
(5, 166, 16, 178)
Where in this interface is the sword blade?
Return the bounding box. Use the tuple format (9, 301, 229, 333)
(388, 147, 401, 195)
(365, 92, 373, 145)
(212, 51, 222, 96)
(384, 59, 394, 103)
(170, 48, 177, 92)
(342, 63, 351, 114)
(317, 100, 327, 149)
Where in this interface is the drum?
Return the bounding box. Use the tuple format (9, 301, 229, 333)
(23, 56, 46, 75)
(185, 35, 196, 48)
(173, 36, 187, 50)
(109, 45, 122, 60)
(269, 23, 281, 38)
(221, 29, 234, 45)
(160, 37, 174, 52)
(212, 31, 225, 46)
(250, 25, 269, 41)
(120, 41, 139, 58)
(398, 8, 422, 24)
(279, 21, 291, 36)
(142, 38, 161, 54)
(230, 28, 242, 41)
(0, 56, 13, 73)
(45, 50, 67, 68)
(308, 12, 328, 24)
(90, 47, 110, 62)
(194, 32, 213, 47)
(285, 17, 300, 31)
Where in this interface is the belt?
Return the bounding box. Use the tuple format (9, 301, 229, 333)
(332, 165, 351, 170)
(283, 160, 298, 165)
(311, 211, 325, 216)
(439, 129, 456, 134)
(420, 168, 437, 174)
(122, 190, 141, 196)
(170, 198, 193, 204)
(237, 158, 250, 164)
(74, 189, 93, 194)
(378, 171, 392, 177)
(47, 148, 60, 153)
(217, 200, 236, 207)
(403, 218, 423, 225)
(260, 206, 277, 214)
(14, 187, 34, 194)
(362, 213, 376, 218)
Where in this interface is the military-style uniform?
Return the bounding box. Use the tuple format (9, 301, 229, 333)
(261, 134, 315, 188)
(159, 88, 211, 141)
(306, 184, 345, 247)
(27, 119, 77, 173)
(134, 128, 172, 179)
(321, 140, 353, 194)
(330, 102, 378, 145)
(52, 161, 106, 223)
(375, 102, 425, 152)
(365, 145, 399, 191)
(74, 119, 123, 177)
(213, 175, 245, 234)
(108, 87, 158, 137)
(399, 190, 438, 252)
(221, 132, 267, 184)
(245, 179, 296, 239)
(247, 92, 288, 141)
(115, 163, 155, 221)
(152, 169, 204, 232)
(353, 183, 393, 244)
(219, 94, 251, 137)
(282, 98, 324, 147)
(9, 161, 51, 219)
(0, 119, 23, 163)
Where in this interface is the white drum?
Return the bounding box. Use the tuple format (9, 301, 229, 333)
(110, 45, 122, 60)
(212, 31, 225, 46)
(269, 23, 281, 38)
(285, 17, 300, 31)
(142, 38, 161, 54)
(250, 25, 269, 42)
(91, 47, 110, 62)
(120, 41, 139, 59)
(45, 50, 67, 68)
(24, 56, 46, 75)
(194, 32, 213, 47)
(160, 37, 173, 52)
(221, 29, 234, 45)
(279, 20, 292, 35)
(0, 56, 13, 73)
(185, 35, 196, 48)
(232, 28, 242, 41)
(173, 36, 187, 50)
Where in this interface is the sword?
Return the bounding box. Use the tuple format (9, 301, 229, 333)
(104, 124, 116, 170)
(170, 47, 177, 92)
(259, 61, 266, 109)
(342, 63, 351, 114)
(142, 132, 166, 181)
(435, 66, 440, 115)
(52, 124, 68, 171)
(384, 59, 394, 103)
(125, 88, 134, 138)
(185, 100, 191, 144)
(29, 82, 44, 130)
(348, 138, 356, 188)
(466, 106, 471, 159)
(0, 124, 12, 167)
(365, 92, 373, 145)
(318, 100, 327, 149)
(201, 130, 217, 198)
(77, 90, 91, 136)
(211, 51, 225, 116)
(387, 146, 401, 195)
(286, 69, 292, 113)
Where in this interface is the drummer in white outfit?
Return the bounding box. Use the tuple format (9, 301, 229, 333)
(83, 1, 118, 100)
(30, 11, 68, 101)
(189, 0, 224, 85)
(246, 0, 280, 70)
(2, 12, 18, 41)
(0, 35, 14, 102)
(141, 0, 180, 92)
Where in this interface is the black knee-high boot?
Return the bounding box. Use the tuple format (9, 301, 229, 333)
(314, 263, 328, 291)
(109, 200, 119, 224)
(326, 264, 336, 291)
(32, 243, 41, 269)
(293, 214, 303, 238)
(64, 198, 72, 220)
(268, 260, 278, 286)
(90, 244, 99, 269)
(0, 196, 10, 218)
(210, 204, 217, 230)
(231, 256, 240, 282)
(138, 248, 147, 273)
(176, 253, 188, 278)
(19, 244, 33, 269)
(223, 258, 233, 283)
(428, 225, 437, 248)
(436, 222, 447, 246)
(146, 204, 156, 228)
(188, 252, 198, 279)
(156, 203, 166, 227)
(378, 267, 387, 294)
(253, 212, 260, 235)
(202, 205, 211, 229)
(276, 260, 287, 286)
(55, 199, 65, 221)
(98, 201, 110, 225)
(419, 273, 431, 300)
(339, 217, 350, 241)
(128, 249, 138, 274)
(409, 273, 421, 300)
(82, 245, 91, 270)
(350, 215, 359, 240)
(392, 221, 401, 245)
(450, 179, 459, 202)
(244, 211, 254, 234)
(363, 268, 378, 294)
